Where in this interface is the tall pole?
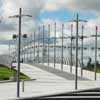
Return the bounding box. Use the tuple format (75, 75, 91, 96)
(54, 22, 56, 69)
(34, 31, 35, 63)
(81, 25, 84, 77)
(31, 34, 33, 61)
(27, 39, 28, 62)
(48, 24, 50, 66)
(23, 39, 25, 62)
(70, 24, 73, 73)
(61, 24, 64, 71)
(94, 26, 98, 80)
(38, 27, 40, 63)
(75, 13, 79, 90)
(17, 8, 21, 98)
(9, 40, 11, 64)
(42, 25, 45, 64)
(30, 35, 32, 61)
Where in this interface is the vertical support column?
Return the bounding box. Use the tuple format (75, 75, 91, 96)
(54, 22, 56, 69)
(81, 25, 84, 77)
(17, 8, 21, 98)
(61, 24, 64, 71)
(34, 31, 35, 64)
(94, 26, 98, 80)
(24, 39, 25, 62)
(30, 34, 32, 62)
(42, 25, 45, 64)
(9, 40, 11, 65)
(27, 39, 28, 62)
(48, 24, 50, 66)
(70, 24, 73, 73)
(38, 27, 40, 63)
(75, 13, 79, 90)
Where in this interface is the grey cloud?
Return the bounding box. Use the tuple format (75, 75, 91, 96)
(0, 21, 16, 32)
(72, 0, 100, 11)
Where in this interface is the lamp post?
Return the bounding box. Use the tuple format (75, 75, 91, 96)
(9, 8, 32, 98)
(90, 26, 99, 80)
(30, 34, 33, 62)
(95, 26, 98, 80)
(34, 31, 36, 63)
(70, 24, 73, 73)
(48, 24, 50, 66)
(27, 38, 29, 62)
(54, 22, 56, 69)
(38, 27, 40, 63)
(81, 25, 84, 77)
(68, 13, 87, 90)
(42, 25, 45, 64)
(61, 24, 64, 71)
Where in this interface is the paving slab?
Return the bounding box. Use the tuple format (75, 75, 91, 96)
(0, 64, 100, 100)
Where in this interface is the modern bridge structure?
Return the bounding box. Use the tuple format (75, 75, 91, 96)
(0, 21, 100, 99)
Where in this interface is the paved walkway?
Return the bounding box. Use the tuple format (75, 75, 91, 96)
(0, 64, 100, 100)
(43, 63, 100, 80)
(30, 63, 87, 80)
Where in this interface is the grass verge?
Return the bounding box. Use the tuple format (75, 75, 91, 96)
(83, 66, 100, 73)
(0, 64, 30, 81)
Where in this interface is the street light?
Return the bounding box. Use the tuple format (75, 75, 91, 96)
(61, 24, 64, 71)
(33, 31, 36, 64)
(95, 26, 98, 80)
(42, 25, 45, 64)
(38, 27, 40, 63)
(54, 22, 56, 69)
(68, 13, 87, 90)
(70, 24, 73, 73)
(79, 25, 88, 77)
(9, 8, 32, 98)
(48, 24, 50, 66)
(90, 26, 99, 80)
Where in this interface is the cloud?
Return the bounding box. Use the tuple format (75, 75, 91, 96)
(0, 0, 45, 55)
(44, 0, 100, 13)
(0, 0, 45, 39)
(0, 45, 9, 55)
(0, 20, 16, 32)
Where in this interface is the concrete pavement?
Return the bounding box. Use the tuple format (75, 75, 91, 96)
(0, 64, 100, 100)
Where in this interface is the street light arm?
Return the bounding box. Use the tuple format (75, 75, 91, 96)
(24, 15, 32, 17)
(9, 14, 32, 18)
(9, 15, 19, 18)
(90, 35, 100, 37)
(68, 19, 88, 22)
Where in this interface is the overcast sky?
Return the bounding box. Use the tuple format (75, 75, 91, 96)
(0, 0, 100, 55)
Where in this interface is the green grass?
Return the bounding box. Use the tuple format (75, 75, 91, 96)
(83, 66, 100, 73)
(0, 64, 30, 81)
